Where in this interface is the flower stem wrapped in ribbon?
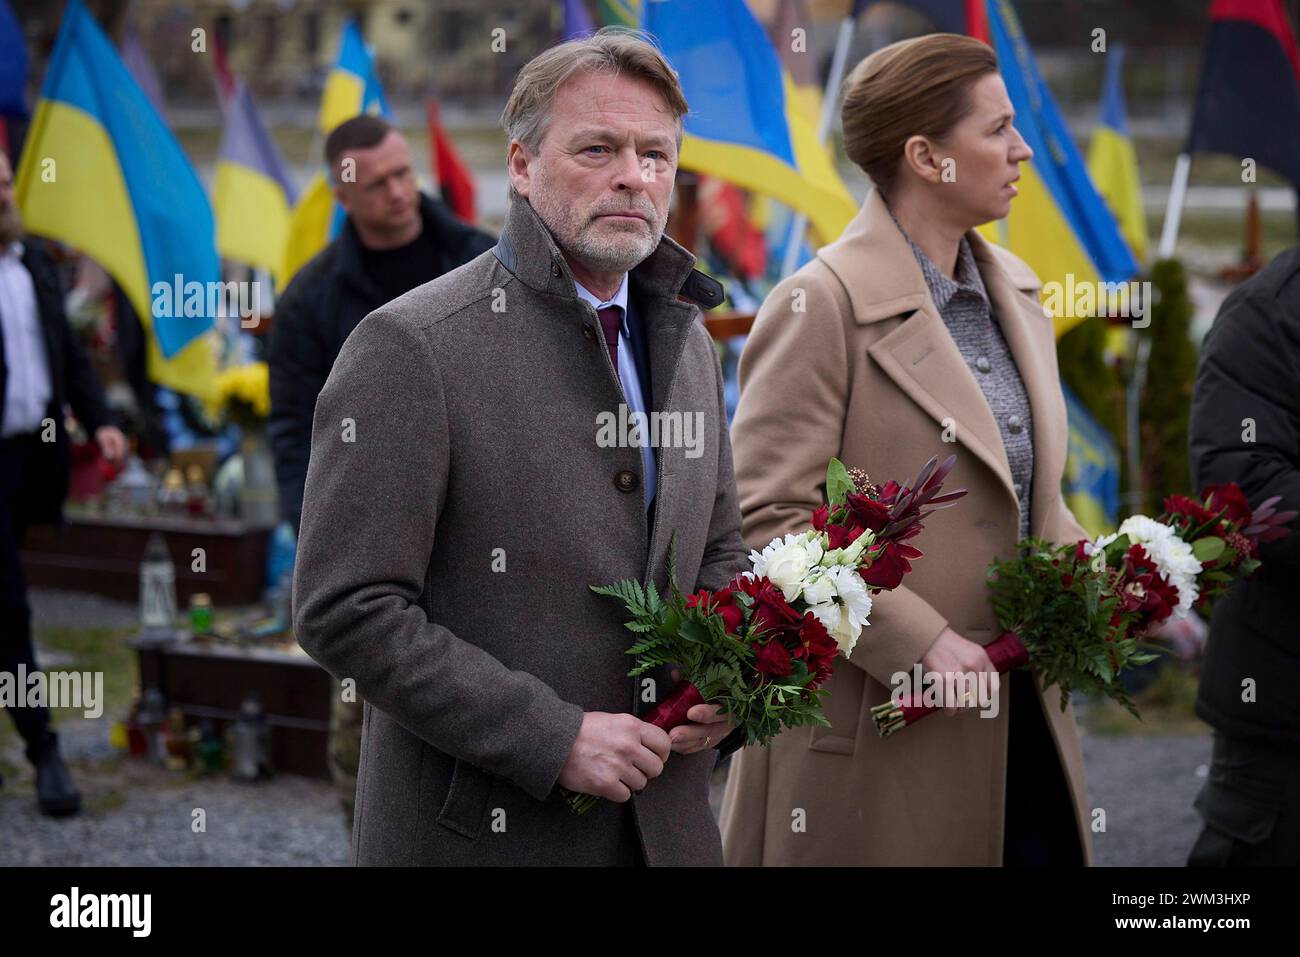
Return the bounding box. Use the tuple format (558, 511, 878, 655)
(565, 456, 966, 814)
(870, 482, 1296, 737)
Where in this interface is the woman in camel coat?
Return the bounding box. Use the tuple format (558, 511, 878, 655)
(719, 34, 1094, 866)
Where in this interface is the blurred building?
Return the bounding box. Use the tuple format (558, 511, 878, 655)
(10, 0, 559, 108)
(4, 0, 1273, 129)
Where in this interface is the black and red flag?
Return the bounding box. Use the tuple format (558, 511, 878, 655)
(1187, 0, 1300, 187)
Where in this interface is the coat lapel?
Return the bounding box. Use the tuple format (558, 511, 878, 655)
(821, 191, 1017, 509)
(867, 302, 1016, 506)
(970, 232, 1067, 539)
(493, 194, 705, 575)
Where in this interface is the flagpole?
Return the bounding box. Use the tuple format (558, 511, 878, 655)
(779, 9, 859, 278)
(1156, 152, 1191, 259)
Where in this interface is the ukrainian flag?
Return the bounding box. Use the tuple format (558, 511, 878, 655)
(1062, 383, 1119, 537)
(1087, 44, 1148, 265)
(279, 20, 390, 289)
(598, 0, 640, 27)
(973, 0, 1139, 338)
(213, 81, 298, 279)
(641, 0, 857, 246)
(15, 0, 217, 400)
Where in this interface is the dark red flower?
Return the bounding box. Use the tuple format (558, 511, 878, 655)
(825, 522, 866, 550)
(685, 589, 714, 611)
(713, 589, 744, 634)
(1203, 484, 1252, 527)
(788, 612, 833, 659)
(844, 493, 892, 533)
(687, 586, 744, 634)
(754, 640, 792, 677)
(859, 541, 923, 590)
(1117, 543, 1180, 628)
(734, 575, 803, 639)
(875, 480, 904, 506)
(1163, 494, 1217, 530)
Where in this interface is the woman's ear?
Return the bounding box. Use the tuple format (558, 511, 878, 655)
(901, 134, 945, 186)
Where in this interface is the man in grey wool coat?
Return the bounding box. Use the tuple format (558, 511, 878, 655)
(292, 27, 750, 865)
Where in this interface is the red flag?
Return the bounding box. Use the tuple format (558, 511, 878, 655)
(699, 177, 767, 282)
(210, 21, 236, 109)
(426, 98, 476, 224)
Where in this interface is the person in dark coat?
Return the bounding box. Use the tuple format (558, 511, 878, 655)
(269, 115, 495, 536)
(0, 148, 127, 815)
(267, 115, 494, 834)
(1188, 244, 1300, 866)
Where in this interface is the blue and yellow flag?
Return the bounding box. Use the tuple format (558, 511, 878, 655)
(280, 20, 390, 289)
(15, 0, 216, 400)
(597, 0, 639, 27)
(973, 0, 1139, 337)
(641, 0, 857, 246)
(1061, 383, 1119, 538)
(1087, 44, 1147, 265)
(214, 81, 298, 279)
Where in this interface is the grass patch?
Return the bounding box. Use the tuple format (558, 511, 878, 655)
(1079, 661, 1208, 736)
(0, 625, 139, 768)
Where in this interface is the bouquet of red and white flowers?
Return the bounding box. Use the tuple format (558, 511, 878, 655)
(566, 455, 966, 813)
(870, 483, 1296, 736)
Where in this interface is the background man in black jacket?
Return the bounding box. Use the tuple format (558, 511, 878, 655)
(1188, 244, 1300, 866)
(0, 148, 127, 816)
(268, 115, 493, 831)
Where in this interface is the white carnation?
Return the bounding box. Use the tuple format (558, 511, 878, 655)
(801, 572, 836, 607)
(1096, 515, 1202, 618)
(807, 565, 873, 657)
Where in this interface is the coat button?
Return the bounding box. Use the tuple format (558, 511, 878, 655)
(582, 325, 595, 341)
(551, 263, 562, 277)
(614, 469, 639, 493)
(975, 356, 991, 373)
(1007, 414, 1023, 433)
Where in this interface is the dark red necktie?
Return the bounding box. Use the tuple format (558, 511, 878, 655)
(597, 306, 622, 383)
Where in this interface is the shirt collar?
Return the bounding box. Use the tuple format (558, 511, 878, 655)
(885, 205, 989, 314)
(574, 272, 630, 335)
(1, 240, 24, 261)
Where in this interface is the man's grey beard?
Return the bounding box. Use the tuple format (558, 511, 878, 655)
(530, 184, 670, 277)
(0, 205, 23, 246)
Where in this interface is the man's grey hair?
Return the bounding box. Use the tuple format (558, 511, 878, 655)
(501, 26, 688, 156)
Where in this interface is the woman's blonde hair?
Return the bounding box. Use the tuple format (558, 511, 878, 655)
(841, 34, 999, 195)
(501, 26, 688, 155)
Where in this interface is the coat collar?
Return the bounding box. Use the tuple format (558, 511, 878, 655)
(817, 188, 1041, 323)
(825, 189, 1062, 538)
(491, 191, 724, 311)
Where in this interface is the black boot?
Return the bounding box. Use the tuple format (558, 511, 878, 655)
(30, 732, 80, 817)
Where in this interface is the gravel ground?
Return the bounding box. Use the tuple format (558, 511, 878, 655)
(2, 588, 1212, 866)
(1082, 732, 1212, 867)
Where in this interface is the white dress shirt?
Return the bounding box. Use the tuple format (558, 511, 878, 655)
(0, 241, 54, 437)
(574, 273, 657, 507)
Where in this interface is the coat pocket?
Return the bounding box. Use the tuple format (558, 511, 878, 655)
(435, 758, 496, 840)
(1188, 780, 1279, 865)
(808, 665, 866, 755)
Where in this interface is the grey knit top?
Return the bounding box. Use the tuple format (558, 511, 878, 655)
(890, 214, 1035, 540)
